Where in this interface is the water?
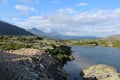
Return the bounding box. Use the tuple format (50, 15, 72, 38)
(63, 46, 120, 80)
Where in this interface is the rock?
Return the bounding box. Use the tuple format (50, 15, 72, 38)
(25, 67, 29, 71)
(0, 48, 72, 80)
(30, 56, 40, 61)
(28, 58, 33, 63)
(80, 64, 120, 80)
(40, 73, 48, 78)
(40, 63, 45, 69)
(30, 72, 39, 78)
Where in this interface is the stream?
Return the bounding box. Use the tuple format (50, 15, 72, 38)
(63, 46, 120, 80)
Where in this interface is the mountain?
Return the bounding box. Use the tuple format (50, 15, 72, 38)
(0, 21, 33, 35)
(106, 34, 120, 40)
(28, 28, 98, 40)
(27, 28, 46, 36)
(28, 28, 63, 39)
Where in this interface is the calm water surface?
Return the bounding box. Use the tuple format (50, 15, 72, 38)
(63, 46, 120, 80)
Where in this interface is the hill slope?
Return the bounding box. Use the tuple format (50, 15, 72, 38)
(106, 34, 120, 40)
(28, 28, 98, 40)
(28, 28, 63, 39)
(0, 21, 33, 35)
(27, 28, 48, 37)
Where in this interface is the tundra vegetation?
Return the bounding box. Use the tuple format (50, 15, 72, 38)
(0, 35, 72, 60)
(45, 45, 73, 61)
(0, 35, 65, 50)
(0, 35, 73, 80)
(65, 38, 120, 49)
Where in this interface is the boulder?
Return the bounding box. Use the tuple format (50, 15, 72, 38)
(80, 64, 120, 80)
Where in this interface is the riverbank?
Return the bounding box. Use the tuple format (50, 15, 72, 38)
(1, 35, 120, 80)
(63, 46, 120, 80)
(81, 64, 120, 80)
(1, 45, 120, 80)
(0, 35, 74, 80)
(65, 38, 120, 49)
(0, 48, 73, 80)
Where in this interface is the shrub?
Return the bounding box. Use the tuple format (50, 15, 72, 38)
(35, 36, 43, 40)
(0, 42, 33, 50)
(45, 45, 73, 61)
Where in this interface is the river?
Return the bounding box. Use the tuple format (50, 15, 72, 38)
(63, 46, 120, 80)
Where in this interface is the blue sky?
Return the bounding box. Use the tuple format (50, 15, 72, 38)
(0, 0, 120, 37)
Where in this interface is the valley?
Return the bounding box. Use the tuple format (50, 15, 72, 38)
(1, 0, 120, 80)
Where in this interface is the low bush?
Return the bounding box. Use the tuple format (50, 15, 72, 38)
(45, 45, 73, 61)
(0, 42, 33, 50)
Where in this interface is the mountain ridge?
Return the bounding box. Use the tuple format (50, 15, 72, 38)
(0, 20, 33, 35)
(28, 27, 98, 40)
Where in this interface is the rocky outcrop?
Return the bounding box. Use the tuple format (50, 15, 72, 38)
(80, 64, 120, 80)
(0, 48, 73, 80)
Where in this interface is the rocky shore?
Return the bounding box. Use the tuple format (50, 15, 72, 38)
(0, 48, 73, 80)
(80, 64, 120, 80)
(1, 48, 120, 80)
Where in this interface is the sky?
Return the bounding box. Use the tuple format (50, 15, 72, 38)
(0, 0, 120, 37)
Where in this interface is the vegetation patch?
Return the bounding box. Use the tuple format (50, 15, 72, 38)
(0, 35, 65, 51)
(45, 45, 73, 61)
(65, 38, 120, 49)
(0, 42, 33, 50)
(0, 35, 73, 60)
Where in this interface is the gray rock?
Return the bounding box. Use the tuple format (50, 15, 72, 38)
(81, 64, 120, 80)
(31, 72, 39, 78)
(40, 63, 45, 68)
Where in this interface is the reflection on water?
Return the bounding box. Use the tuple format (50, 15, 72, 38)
(63, 46, 120, 80)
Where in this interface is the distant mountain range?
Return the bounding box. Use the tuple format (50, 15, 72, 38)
(0, 20, 99, 40)
(28, 28, 98, 40)
(0, 21, 33, 35)
(27, 28, 62, 39)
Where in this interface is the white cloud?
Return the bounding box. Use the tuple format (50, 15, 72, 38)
(76, 3, 88, 6)
(62, 32, 81, 36)
(113, 9, 120, 15)
(58, 8, 76, 14)
(12, 8, 120, 37)
(15, 5, 35, 12)
(12, 18, 21, 21)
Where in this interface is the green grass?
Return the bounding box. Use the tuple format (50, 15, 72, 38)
(0, 35, 73, 60)
(65, 39, 120, 49)
(0, 42, 33, 50)
(0, 35, 65, 51)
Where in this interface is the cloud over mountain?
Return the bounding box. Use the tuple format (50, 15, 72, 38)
(12, 8, 120, 37)
(1, 0, 120, 37)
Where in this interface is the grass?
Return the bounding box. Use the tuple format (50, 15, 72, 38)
(0, 35, 65, 51)
(0, 35, 73, 60)
(0, 42, 33, 50)
(65, 38, 120, 49)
